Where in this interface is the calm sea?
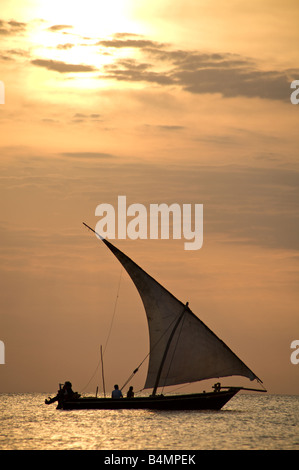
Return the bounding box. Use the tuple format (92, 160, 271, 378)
(0, 393, 298, 452)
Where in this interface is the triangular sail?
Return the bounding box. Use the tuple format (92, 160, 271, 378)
(84, 224, 260, 391)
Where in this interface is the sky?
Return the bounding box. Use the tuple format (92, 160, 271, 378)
(0, 0, 298, 395)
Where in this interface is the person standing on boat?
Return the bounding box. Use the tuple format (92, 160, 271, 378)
(112, 384, 123, 398)
(126, 386, 134, 398)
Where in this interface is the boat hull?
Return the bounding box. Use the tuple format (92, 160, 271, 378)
(59, 389, 240, 411)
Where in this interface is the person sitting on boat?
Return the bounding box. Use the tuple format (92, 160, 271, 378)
(62, 381, 75, 398)
(45, 381, 80, 405)
(112, 384, 123, 398)
(213, 382, 221, 392)
(126, 386, 134, 398)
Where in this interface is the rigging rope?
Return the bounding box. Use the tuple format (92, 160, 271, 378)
(80, 267, 123, 393)
(120, 307, 188, 392)
(103, 267, 123, 355)
(161, 312, 186, 394)
(80, 359, 101, 393)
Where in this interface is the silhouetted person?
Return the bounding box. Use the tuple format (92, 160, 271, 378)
(213, 382, 221, 392)
(45, 381, 80, 408)
(112, 384, 123, 398)
(62, 381, 74, 398)
(126, 386, 134, 398)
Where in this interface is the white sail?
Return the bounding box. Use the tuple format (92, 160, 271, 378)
(86, 226, 260, 391)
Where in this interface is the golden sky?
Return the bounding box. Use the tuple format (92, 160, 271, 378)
(0, 0, 299, 395)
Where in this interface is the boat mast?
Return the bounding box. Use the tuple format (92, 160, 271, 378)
(152, 302, 189, 397)
(100, 345, 106, 398)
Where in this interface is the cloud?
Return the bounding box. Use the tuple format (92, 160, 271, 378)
(18, 25, 295, 101)
(101, 58, 173, 85)
(0, 19, 27, 35)
(1, 19, 295, 101)
(56, 43, 75, 50)
(144, 124, 185, 132)
(157, 125, 184, 131)
(173, 64, 292, 101)
(97, 38, 163, 49)
(0, 145, 297, 252)
(61, 151, 115, 159)
(71, 113, 102, 124)
(98, 38, 296, 101)
(31, 59, 97, 73)
(0, 53, 13, 61)
(0, 48, 30, 62)
(47, 24, 73, 32)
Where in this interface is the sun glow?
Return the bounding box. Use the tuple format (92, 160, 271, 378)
(32, 0, 140, 38)
(26, 0, 143, 92)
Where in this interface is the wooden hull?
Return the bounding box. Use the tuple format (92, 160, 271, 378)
(59, 389, 240, 411)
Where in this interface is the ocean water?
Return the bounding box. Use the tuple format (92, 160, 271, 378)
(0, 393, 298, 451)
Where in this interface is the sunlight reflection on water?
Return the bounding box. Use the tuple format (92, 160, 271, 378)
(0, 393, 298, 450)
